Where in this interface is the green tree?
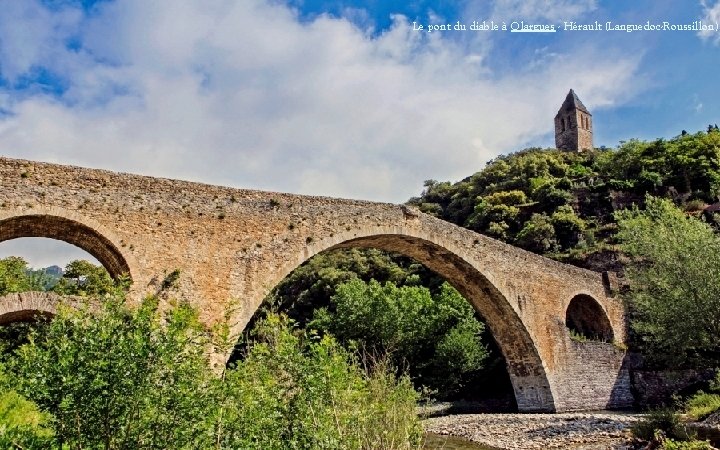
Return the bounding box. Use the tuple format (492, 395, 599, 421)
(10, 293, 214, 448)
(406, 128, 720, 269)
(551, 205, 587, 250)
(616, 196, 720, 366)
(52, 259, 116, 296)
(0, 257, 46, 295)
(516, 213, 558, 253)
(0, 362, 54, 449)
(258, 248, 439, 328)
(309, 279, 489, 398)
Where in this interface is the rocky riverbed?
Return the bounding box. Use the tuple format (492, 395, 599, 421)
(423, 412, 645, 450)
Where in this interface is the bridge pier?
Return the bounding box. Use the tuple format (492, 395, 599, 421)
(510, 375, 556, 412)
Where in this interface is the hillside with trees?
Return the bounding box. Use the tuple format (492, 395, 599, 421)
(408, 127, 720, 271)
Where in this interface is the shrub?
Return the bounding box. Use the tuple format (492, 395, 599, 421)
(4, 292, 422, 449)
(0, 257, 48, 295)
(617, 197, 720, 367)
(0, 363, 54, 449)
(568, 328, 588, 343)
(55, 260, 116, 295)
(516, 213, 558, 253)
(483, 190, 528, 206)
(662, 438, 713, 449)
(685, 392, 720, 420)
(551, 205, 586, 250)
(216, 314, 422, 449)
(631, 408, 692, 441)
(10, 294, 214, 448)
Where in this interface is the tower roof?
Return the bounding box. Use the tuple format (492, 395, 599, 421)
(557, 89, 590, 115)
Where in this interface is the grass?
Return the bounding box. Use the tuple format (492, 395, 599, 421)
(631, 408, 693, 442)
(662, 438, 713, 449)
(685, 392, 720, 421)
(568, 328, 588, 342)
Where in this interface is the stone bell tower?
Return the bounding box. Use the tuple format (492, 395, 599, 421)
(555, 89, 593, 151)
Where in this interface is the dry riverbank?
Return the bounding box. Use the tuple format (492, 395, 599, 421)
(423, 412, 645, 450)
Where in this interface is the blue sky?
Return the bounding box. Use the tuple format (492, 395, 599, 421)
(289, 0, 720, 145)
(0, 0, 719, 267)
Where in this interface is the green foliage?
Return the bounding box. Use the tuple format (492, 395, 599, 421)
(567, 328, 588, 343)
(631, 408, 692, 441)
(52, 259, 116, 296)
(483, 190, 528, 206)
(661, 438, 713, 450)
(551, 205, 586, 250)
(2, 292, 422, 449)
(0, 257, 48, 295)
(261, 248, 440, 327)
(0, 256, 117, 298)
(0, 363, 54, 449)
(616, 197, 720, 366)
(515, 213, 557, 253)
(407, 129, 720, 266)
(309, 279, 489, 398)
(685, 392, 720, 420)
(218, 314, 421, 449)
(710, 370, 720, 392)
(10, 294, 214, 448)
(161, 268, 182, 290)
(243, 248, 500, 400)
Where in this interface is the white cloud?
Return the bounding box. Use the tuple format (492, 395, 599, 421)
(699, 0, 720, 45)
(0, 1, 82, 83)
(0, 0, 640, 205)
(489, 0, 597, 22)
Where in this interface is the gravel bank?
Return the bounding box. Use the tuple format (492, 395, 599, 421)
(423, 412, 645, 450)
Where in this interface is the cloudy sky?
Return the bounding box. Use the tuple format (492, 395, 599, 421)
(1, 0, 719, 268)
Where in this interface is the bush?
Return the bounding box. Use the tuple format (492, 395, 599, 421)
(631, 408, 692, 441)
(516, 213, 558, 253)
(10, 294, 214, 448)
(0, 257, 48, 295)
(3, 292, 422, 449)
(662, 438, 713, 449)
(52, 260, 116, 296)
(0, 363, 54, 449)
(685, 392, 720, 420)
(551, 205, 586, 250)
(215, 314, 422, 449)
(617, 196, 720, 367)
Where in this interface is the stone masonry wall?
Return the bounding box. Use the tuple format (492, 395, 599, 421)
(0, 156, 630, 412)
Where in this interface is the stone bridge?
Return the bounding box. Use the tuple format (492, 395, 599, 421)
(0, 156, 632, 412)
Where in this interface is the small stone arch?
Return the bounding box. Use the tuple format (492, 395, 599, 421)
(241, 229, 558, 412)
(565, 294, 614, 341)
(0, 209, 133, 280)
(0, 291, 66, 325)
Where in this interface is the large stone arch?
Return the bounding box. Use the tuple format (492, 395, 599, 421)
(0, 208, 134, 280)
(235, 226, 558, 412)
